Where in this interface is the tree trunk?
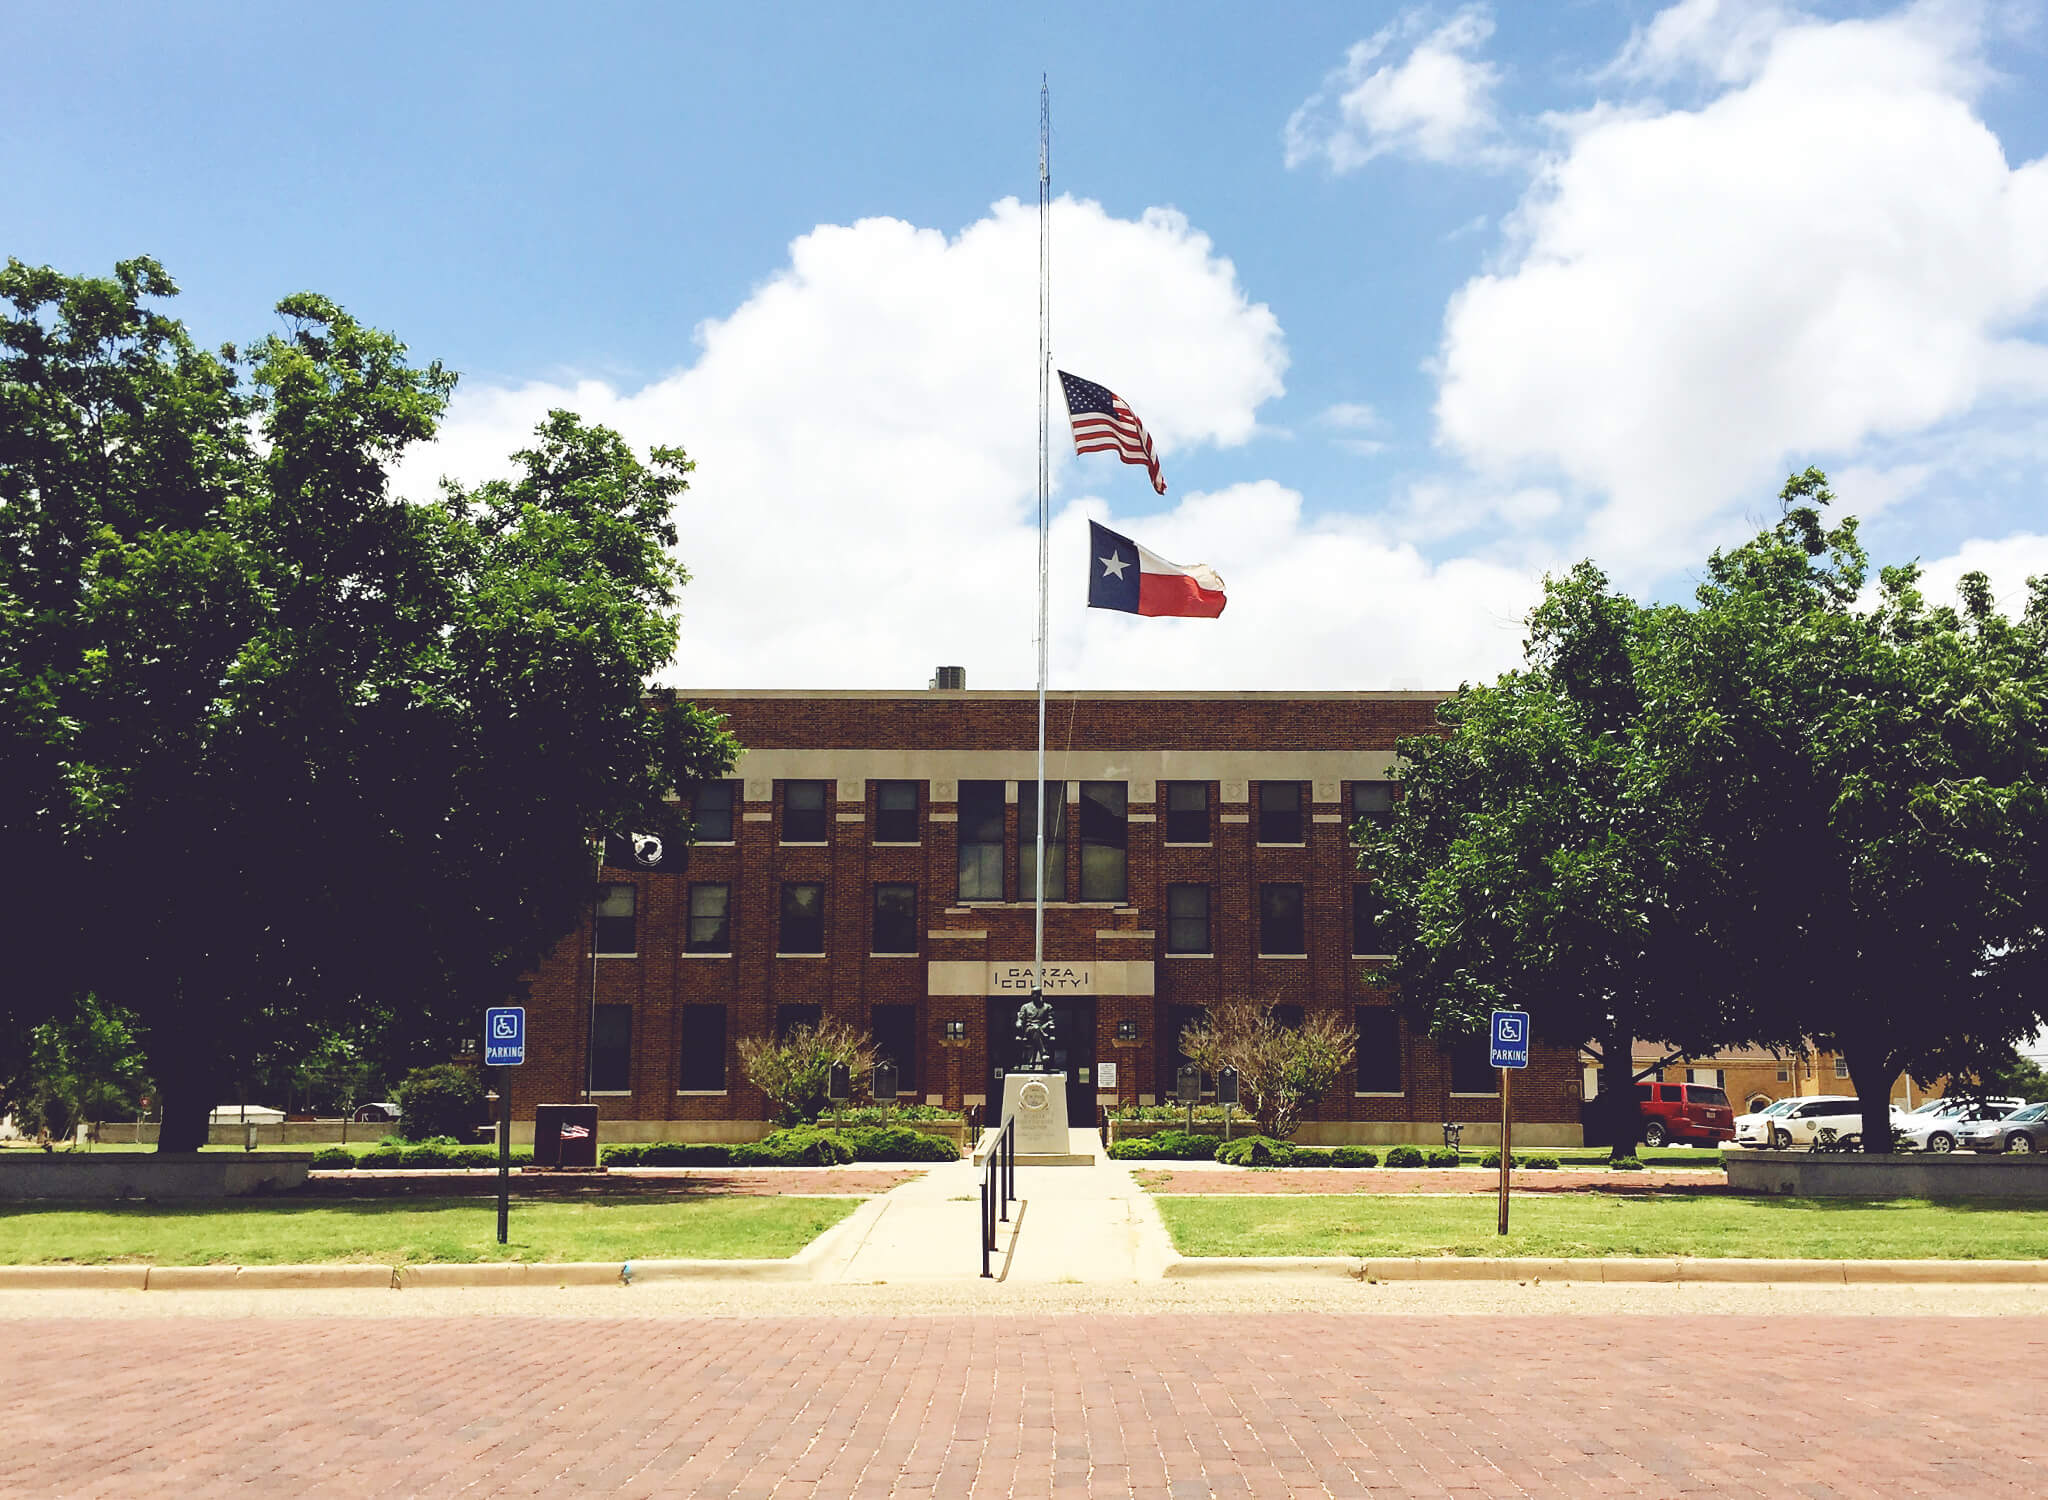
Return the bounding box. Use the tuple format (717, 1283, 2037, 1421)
(155, 1048, 221, 1153)
(1848, 1051, 1898, 1154)
(1601, 1026, 1640, 1159)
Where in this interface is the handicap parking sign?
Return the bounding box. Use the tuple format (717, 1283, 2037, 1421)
(484, 1007, 526, 1066)
(1489, 1010, 1530, 1069)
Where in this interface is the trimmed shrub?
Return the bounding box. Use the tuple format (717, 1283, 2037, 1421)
(1215, 1134, 1292, 1167)
(356, 1145, 403, 1169)
(308, 1146, 354, 1169)
(1150, 1130, 1219, 1160)
(1425, 1147, 1461, 1167)
(1480, 1150, 1502, 1168)
(829, 1103, 961, 1126)
(732, 1127, 855, 1167)
(1520, 1154, 1561, 1170)
(642, 1142, 732, 1166)
(1287, 1146, 1334, 1168)
(1384, 1145, 1425, 1168)
(399, 1141, 458, 1169)
(1609, 1155, 1646, 1171)
(394, 1065, 486, 1142)
(840, 1125, 958, 1163)
(1331, 1146, 1379, 1168)
(600, 1144, 645, 1167)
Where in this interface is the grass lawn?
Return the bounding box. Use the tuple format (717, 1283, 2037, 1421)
(0, 1196, 858, 1266)
(1157, 1193, 2048, 1260)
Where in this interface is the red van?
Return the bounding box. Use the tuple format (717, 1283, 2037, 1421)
(1636, 1081, 1736, 1147)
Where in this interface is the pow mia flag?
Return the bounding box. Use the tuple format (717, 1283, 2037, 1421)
(603, 831, 669, 871)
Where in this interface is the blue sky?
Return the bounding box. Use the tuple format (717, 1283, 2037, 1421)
(10, 0, 2048, 691)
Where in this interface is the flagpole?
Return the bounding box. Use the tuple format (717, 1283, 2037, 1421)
(1032, 77, 1050, 1020)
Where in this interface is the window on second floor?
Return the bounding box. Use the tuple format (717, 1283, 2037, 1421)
(1017, 780, 1067, 902)
(874, 780, 920, 843)
(778, 881, 825, 954)
(782, 780, 828, 843)
(1351, 780, 1394, 829)
(1257, 781, 1303, 844)
(872, 882, 917, 954)
(594, 884, 636, 955)
(1166, 884, 1210, 954)
(1352, 883, 1391, 956)
(1078, 780, 1127, 902)
(691, 780, 737, 842)
(1164, 781, 1210, 844)
(686, 883, 730, 953)
(957, 780, 1005, 901)
(1258, 882, 1305, 954)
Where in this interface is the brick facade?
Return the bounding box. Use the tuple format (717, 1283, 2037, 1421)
(507, 688, 1585, 1145)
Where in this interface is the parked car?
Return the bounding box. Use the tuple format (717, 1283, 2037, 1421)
(1736, 1094, 1874, 1149)
(1895, 1097, 2023, 1154)
(352, 1101, 400, 1123)
(1636, 1081, 1736, 1147)
(1731, 1097, 1804, 1148)
(1958, 1101, 2048, 1154)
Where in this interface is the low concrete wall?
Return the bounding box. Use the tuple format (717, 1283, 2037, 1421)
(0, 1152, 313, 1200)
(1727, 1149, 2048, 1198)
(108, 1120, 398, 1147)
(1107, 1119, 1584, 1149)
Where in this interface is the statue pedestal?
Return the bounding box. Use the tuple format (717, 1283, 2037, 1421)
(979, 1073, 1093, 1166)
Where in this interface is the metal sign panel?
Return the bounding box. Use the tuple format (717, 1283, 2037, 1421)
(484, 1007, 525, 1067)
(1489, 1010, 1530, 1070)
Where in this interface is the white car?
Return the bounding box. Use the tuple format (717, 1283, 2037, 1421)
(1893, 1097, 2023, 1154)
(1737, 1095, 1882, 1149)
(1731, 1097, 1804, 1149)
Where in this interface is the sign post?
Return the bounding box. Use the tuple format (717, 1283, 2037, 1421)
(1489, 1010, 1530, 1236)
(484, 1007, 525, 1245)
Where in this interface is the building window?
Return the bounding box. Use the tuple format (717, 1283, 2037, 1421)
(1834, 1057, 1850, 1079)
(1355, 1008, 1401, 1092)
(874, 780, 920, 843)
(1352, 883, 1391, 956)
(1352, 781, 1393, 828)
(692, 780, 737, 842)
(1017, 781, 1067, 902)
(1078, 781, 1127, 902)
(678, 1006, 727, 1092)
(1163, 1004, 1209, 1094)
(1166, 884, 1210, 954)
(872, 883, 917, 954)
(1257, 781, 1303, 844)
(1449, 1034, 1495, 1093)
(588, 1004, 632, 1093)
(1271, 1004, 1304, 1031)
(779, 882, 825, 954)
(776, 1003, 822, 1039)
(1258, 883, 1305, 955)
(870, 1004, 918, 1094)
(782, 780, 828, 843)
(594, 884, 636, 955)
(1164, 781, 1210, 844)
(686, 883, 730, 954)
(1777, 1067, 1790, 1082)
(957, 780, 1005, 901)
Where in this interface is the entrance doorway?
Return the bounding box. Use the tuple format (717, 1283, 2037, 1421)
(986, 995, 1098, 1122)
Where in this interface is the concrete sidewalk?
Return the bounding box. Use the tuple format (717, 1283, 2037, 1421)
(822, 1129, 1177, 1283)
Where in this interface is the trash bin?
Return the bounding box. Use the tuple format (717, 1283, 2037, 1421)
(532, 1104, 600, 1168)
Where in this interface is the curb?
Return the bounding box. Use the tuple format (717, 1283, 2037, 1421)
(1163, 1256, 2048, 1284)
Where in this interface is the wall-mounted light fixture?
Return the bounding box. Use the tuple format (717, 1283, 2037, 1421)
(943, 1019, 967, 1041)
(1115, 1019, 1138, 1042)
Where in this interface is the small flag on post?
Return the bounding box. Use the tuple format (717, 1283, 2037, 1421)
(1087, 520, 1226, 618)
(1059, 370, 1166, 495)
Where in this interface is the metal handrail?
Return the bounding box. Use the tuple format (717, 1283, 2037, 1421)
(979, 1112, 1017, 1278)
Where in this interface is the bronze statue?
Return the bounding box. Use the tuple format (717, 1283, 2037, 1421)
(1013, 993, 1057, 1073)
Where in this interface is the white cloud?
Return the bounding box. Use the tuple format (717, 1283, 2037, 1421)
(1321, 401, 1384, 430)
(1285, 5, 1516, 172)
(1601, 0, 1804, 86)
(1433, 0, 2048, 572)
(1910, 531, 2048, 614)
(396, 197, 1540, 690)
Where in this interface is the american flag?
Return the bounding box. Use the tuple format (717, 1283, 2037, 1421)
(1058, 370, 1166, 494)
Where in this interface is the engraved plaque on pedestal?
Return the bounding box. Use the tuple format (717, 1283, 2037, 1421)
(1000, 1073, 1071, 1156)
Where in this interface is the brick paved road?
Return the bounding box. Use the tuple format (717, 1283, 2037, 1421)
(4, 1314, 2039, 1496)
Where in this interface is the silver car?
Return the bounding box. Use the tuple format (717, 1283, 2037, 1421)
(1894, 1097, 2022, 1154)
(1958, 1101, 2048, 1154)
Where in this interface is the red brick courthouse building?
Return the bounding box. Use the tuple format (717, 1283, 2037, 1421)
(507, 684, 1584, 1146)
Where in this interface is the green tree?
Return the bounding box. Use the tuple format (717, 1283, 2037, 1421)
(739, 1021, 878, 1125)
(0, 258, 739, 1151)
(1179, 1002, 1356, 1139)
(1, 994, 149, 1142)
(1638, 473, 2048, 1151)
(1362, 565, 1786, 1158)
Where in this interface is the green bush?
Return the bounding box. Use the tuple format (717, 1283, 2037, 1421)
(641, 1142, 732, 1166)
(1109, 1130, 1219, 1161)
(1520, 1154, 1561, 1170)
(308, 1146, 354, 1169)
(393, 1065, 486, 1142)
(1480, 1150, 1502, 1168)
(1425, 1147, 1461, 1167)
(600, 1143, 645, 1167)
(1331, 1146, 1379, 1168)
(1287, 1146, 1335, 1167)
(1215, 1134, 1293, 1167)
(732, 1126, 856, 1167)
(839, 1125, 958, 1163)
(1384, 1145, 1425, 1168)
(1609, 1155, 1646, 1171)
(829, 1103, 961, 1125)
(356, 1145, 403, 1169)
(738, 1021, 878, 1125)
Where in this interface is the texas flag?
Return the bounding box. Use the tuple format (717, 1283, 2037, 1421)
(1086, 521, 1227, 619)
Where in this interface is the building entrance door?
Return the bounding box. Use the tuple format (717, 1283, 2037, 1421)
(986, 995, 1098, 1123)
